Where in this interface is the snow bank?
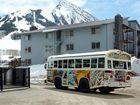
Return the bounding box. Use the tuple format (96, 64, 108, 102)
(29, 64, 47, 84)
(131, 57, 140, 75)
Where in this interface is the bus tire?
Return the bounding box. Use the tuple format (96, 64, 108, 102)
(99, 87, 113, 94)
(54, 77, 62, 89)
(79, 79, 90, 93)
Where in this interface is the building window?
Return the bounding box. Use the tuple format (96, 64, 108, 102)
(91, 27, 100, 34)
(65, 30, 74, 37)
(66, 44, 74, 51)
(25, 47, 31, 53)
(91, 42, 100, 49)
(25, 59, 31, 65)
(25, 34, 31, 41)
(28, 47, 31, 53)
(46, 32, 53, 39)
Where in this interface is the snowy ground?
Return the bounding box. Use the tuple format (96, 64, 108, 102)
(30, 64, 47, 84)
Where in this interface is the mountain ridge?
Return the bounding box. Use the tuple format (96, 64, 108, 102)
(0, 0, 97, 35)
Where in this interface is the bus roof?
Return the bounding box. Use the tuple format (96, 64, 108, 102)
(47, 50, 131, 60)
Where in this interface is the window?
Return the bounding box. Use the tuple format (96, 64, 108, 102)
(66, 44, 74, 51)
(91, 42, 100, 49)
(75, 59, 82, 68)
(96, 42, 100, 49)
(54, 61, 58, 68)
(46, 32, 53, 39)
(83, 59, 90, 68)
(63, 60, 67, 68)
(98, 58, 105, 68)
(91, 58, 97, 68)
(91, 42, 96, 49)
(91, 28, 96, 34)
(113, 61, 126, 69)
(25, 59, 31, 65)
(28, 47, 31, 53)
(91, 27, 100, 34)
(68, 59, 74, 68)
(48, 62, 53, 68)
(58, 60, 62, 68)
(65, 30, 74, 36)
(127, 62, 131, 70)
(108, 60, 112, 69)
(25, 47, 31, 53)
(25, 34, 31, 41)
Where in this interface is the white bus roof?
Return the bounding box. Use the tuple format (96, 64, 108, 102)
(47, 50, 130, 60)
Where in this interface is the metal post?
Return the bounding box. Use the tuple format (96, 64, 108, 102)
(0, 68, 3, 91)
(28, 68, 30, 88)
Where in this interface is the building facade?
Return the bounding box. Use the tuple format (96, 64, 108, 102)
(13, 15, 140, 65)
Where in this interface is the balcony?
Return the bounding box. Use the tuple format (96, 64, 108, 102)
(123, 39, 134, 44)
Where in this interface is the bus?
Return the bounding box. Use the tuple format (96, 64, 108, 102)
(46, 50, 132, 93)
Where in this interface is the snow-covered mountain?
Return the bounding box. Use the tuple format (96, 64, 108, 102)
(0, 0, 97, 35)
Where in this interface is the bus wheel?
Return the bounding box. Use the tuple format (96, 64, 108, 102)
(99, 87, 113, 94)
(79, 79, 90, 93)
(54, 77, 62, 89)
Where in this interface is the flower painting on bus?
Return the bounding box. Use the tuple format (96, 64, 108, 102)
(68, 70, 90, 87)
(90, 70, 104, 87)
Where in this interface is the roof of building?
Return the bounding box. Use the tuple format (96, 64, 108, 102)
(17, 18, 115, 35)
(128, 20, 140, 30)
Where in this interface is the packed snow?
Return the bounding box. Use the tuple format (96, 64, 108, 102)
(30, 64, 47, 84)
(0, 32, 20, 50)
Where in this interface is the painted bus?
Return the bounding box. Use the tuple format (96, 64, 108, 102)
(46, 50, 132, 93)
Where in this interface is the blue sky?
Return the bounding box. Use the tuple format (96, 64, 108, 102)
(0, 0, 140, 23)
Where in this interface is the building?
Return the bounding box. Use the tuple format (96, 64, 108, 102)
(12, 15, 140, 65)
(0, 49, 20, 64)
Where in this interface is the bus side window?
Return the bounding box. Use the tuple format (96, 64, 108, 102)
(98, 58, 105, 68)
(91, 58, 97, 68)
(54, 61, 58, 68)
(58, 60, 62, 68)
(63, 60, 67, 68)
(128, 62, 131, 70)
(69, 59, 75, 68)
(83, 59, 90, 68)
(75, 59, 82, 68)
(107, 60, 112, 69)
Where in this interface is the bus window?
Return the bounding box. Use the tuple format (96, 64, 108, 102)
(63, 60, 67, 68)
(98, 58, 105, 68)
(83, 59, 90, 68)
(113, 61, 126, 69)
(58, 60, 62, 68)
(107, 60, 112, 69)
(75, 59, 82, 68)
(69, 59, 75, 68)
(54, 61, 58, 68)
(127, 62, 131, 70)
(91, 58, 97, 68)
(48, 62, 53, 68)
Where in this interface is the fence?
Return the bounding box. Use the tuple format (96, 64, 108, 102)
(0, 67, 30, 91)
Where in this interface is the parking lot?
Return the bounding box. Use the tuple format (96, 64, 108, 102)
(0, 77, 140, 105)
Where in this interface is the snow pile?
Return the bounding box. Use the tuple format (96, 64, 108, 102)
(131, 57, 140, 75)
(30, 64, 47, 84)
(0, 31, 21, 50)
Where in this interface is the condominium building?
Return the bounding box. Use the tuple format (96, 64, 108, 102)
(13, 15, 140, 65)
